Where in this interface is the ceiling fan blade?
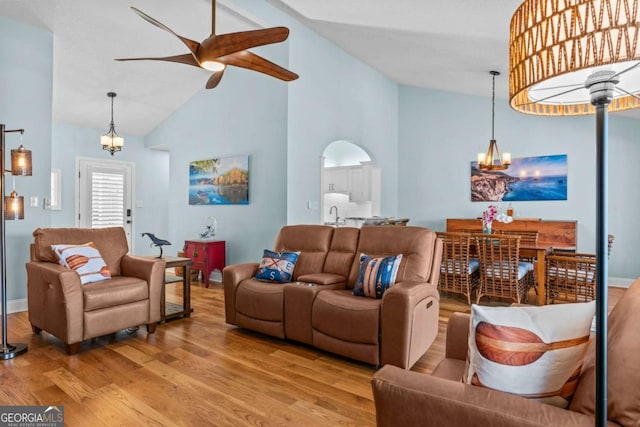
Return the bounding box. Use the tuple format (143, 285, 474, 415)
(219, 51, 298, 81)
(130, 7, 200, 56)
(201, 27, 290, 59)
(206, 69, 226, 89)
(115, 53, 200, 68)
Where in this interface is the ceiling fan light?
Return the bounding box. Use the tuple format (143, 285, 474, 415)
(201, 61, 226, 72)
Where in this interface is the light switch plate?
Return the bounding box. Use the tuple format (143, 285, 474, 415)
(30, 196, 38, 207)
(136, 200, 144, 208)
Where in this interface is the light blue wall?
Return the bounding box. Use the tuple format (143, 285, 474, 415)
(285, 15, 399, 224)
(0, 17, 53, 300)
(145, 0, 399, 264)
(227, 0, 399, 224)
(51, 122, 170, 256)
(145, 45, 289, 265)
(398, 85, 640, 279)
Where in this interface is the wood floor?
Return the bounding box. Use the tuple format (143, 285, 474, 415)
(2, 282, 626, 426)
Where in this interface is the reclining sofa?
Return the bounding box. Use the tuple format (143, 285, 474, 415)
(223, 224, 443, 368)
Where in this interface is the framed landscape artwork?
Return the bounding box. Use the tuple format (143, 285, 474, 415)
(471, 154, 567, 202)
(189, 155, 249, 205)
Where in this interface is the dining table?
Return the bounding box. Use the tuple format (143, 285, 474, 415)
(446, 218, 578, 305)
(519, 243, 554, 305)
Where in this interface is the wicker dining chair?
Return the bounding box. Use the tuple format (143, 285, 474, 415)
(436, 232, 479, 304)
(475, 234, 534, 304)
(496, 229, 539, 246)
(545, 252, 597, 303)
(545, 234, 614, 304)
(497, 229, 540, 295)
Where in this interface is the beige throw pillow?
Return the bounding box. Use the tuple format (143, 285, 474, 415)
(465, 302, 595, 408)
(52, 242, 111, 285)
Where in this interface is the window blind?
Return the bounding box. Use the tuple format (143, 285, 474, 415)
(90, 171, 125, 228)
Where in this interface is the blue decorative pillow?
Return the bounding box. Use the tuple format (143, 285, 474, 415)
(353, 253, 403, 298)
(255, 249, 300, 283)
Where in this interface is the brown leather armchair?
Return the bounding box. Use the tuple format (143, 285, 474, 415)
(371, 278, 640, 426)
(26, 227, 166, 354)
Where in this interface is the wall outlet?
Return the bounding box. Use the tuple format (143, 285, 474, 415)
(30, 196, 38, 207)
(136, 200, 144, 208)
(307, 200, 319, 210)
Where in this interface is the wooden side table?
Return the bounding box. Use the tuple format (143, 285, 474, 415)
(156, 256, 194, 322)
(183, 240, 226, 287)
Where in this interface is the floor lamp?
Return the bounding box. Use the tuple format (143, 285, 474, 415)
(509, 1, 640, 424)
(1, 124, 31, 360)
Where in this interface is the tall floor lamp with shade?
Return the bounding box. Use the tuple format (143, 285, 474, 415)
(0, 124, 31, 360)
(509, 0, 640, 423)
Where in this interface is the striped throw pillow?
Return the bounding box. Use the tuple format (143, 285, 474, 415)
(353, 253, 403, 299)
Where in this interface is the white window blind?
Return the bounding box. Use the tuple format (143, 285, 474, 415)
(91, 171, 124, 228)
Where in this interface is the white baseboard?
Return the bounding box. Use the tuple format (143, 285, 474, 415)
(0, 298, 27, 314)
(609, 277, 636, 288)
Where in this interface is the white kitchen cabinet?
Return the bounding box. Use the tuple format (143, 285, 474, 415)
(349, 165, 381, 203)
(324, 167, 350, 193)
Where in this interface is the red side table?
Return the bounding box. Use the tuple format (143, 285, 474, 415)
(183, 240, 226, 288)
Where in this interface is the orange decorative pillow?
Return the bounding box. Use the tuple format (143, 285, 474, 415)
(465, 302, 595, 408)
(51, 242, 111, 285)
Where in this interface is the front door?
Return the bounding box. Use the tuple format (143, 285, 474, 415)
(77, 158, 134, 251)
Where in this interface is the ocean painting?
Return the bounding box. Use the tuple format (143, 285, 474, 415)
(189, 155, 249, 205)
(471, 154, 567, 202)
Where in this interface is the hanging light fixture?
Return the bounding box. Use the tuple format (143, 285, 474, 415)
(10, 145, 32, 176)
(509, 0, 640, 423)
(477, 71, 511, 170)
(100, 92, 124, 156)
(4, 190, 24, 221)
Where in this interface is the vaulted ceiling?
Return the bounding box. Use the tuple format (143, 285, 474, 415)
(1, 0, 636, 136)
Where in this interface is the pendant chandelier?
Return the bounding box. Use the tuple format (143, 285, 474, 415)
(100, 92, 124, 156)
(477, 71, 511, 171)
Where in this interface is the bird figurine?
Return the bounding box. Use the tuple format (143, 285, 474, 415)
(141, 233, 171, 258)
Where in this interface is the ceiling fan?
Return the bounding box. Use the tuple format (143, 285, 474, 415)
(116, 0, 299, 89)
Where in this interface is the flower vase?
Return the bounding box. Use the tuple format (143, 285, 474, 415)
(483, 221, 493, 234)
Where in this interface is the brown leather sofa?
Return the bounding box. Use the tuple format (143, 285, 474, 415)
(223, 224, 443, 368)
(371, 278, 640, 426)
(26, 227, 166, 354)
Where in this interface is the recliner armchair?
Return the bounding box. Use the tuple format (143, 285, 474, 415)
(26, 227, 166, 354)
(371, 278, 640, 426)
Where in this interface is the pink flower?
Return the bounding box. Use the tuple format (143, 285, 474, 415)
(482, 205, 498, 226)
